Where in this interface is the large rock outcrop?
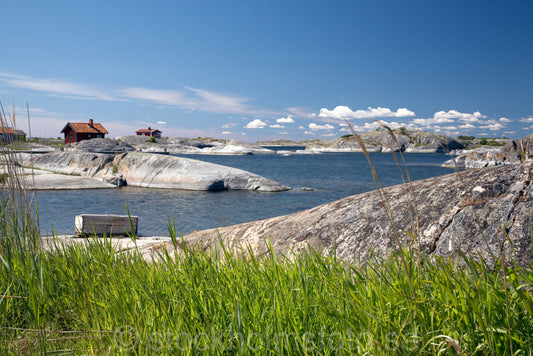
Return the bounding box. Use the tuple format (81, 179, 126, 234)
(180, 162, 532, 267)
(107, 152, 289, 191)
(18, 151, 289, 191)
(305, 129, 463, 153)
(443, 135, 532, 168)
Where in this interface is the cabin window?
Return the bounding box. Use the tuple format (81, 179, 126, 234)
(97, 135, 102, 138)
(88, 134, 91, 138)
(68, 134, 73, 140)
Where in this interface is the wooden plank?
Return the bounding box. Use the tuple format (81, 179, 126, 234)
(75, 214, 138, 236)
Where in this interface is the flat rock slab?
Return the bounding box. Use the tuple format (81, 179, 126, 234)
(21, 173, 116, 190)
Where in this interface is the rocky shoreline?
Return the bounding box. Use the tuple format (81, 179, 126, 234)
(442, 134, 532, 168)
(43, 162, 533, 267)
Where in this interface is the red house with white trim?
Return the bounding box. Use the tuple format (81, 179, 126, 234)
(135, 127, 161, 138)
(61, 119, 109, 144)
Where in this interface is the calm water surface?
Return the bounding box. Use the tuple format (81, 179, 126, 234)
(35, 151, 454, 236)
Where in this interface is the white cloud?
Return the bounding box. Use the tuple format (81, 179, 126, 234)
(298, 126, 305, 130)
(479, 123, 504, 131)
(222, 131, 232, 135)
(319, 106, 415, 119)
(185, 87, 252, 114)
(278, 131, 289, 135)
(276, 116, 295, 123)
(269, 124, 285, 128)
(245, 119, 267, 129)
(157, 121, 166, 125)
(459, 123, 476, 129)
(433, 110, 486, 122)
(499, 117, 511, 122)
(504, 131, 516, 134)
(309, 123, 335, 130)
(222, 123, 238, 129)
(520, 117, 533, 122)
(0, 72, 120, 101)
(413, 117, 455, 126)
(286, 107, 316, 118)
(117, 86, 253, 115)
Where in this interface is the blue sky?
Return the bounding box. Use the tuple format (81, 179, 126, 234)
(1, 0, 531, 141)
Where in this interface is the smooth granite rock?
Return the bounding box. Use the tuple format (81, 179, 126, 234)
(17, 151, 288, 191)
(179, 162, 533, 267)
(110, 152, 290, 191)
(20, 152, 115, 177)
(65, 138, 135, 153)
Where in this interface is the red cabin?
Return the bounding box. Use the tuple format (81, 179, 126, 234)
(135, 127, 162, 138)
(61, 119, 108, 144)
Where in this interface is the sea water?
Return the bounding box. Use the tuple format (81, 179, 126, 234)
(34, 151, 455, 236)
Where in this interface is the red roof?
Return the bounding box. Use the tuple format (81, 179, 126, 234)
(61, 122, 108, 135)
(136, 128, 161, 134)
(0, 127, 16, 134)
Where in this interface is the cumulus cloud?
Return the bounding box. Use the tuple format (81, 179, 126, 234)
(413, 117, 455, 126)
(156, 121, 166, 125)
(309, 123, 335, 130)
(520, 117, 533, 122)
(479, 123, 504, 131)
(276, 116, 295, 123)
(245, 119, 267, 128)
(433, 110, 486, 122)
(459, 123, 476, 129)
(319, 106, 415, 119)
(499, 117, 511, 123)
(222, 131, 232, 135)
(269, 124, 285, 128)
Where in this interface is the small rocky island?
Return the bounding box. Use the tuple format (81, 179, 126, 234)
(442, 134, 533, 168)
(17, 151, 289, 191)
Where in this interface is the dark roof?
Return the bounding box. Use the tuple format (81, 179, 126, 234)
(61, 122, 108, 135)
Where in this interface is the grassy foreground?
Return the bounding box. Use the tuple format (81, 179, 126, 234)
(0, 232, 532, 355)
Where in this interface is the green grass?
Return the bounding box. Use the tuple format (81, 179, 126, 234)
(1, 236, 532, 355)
